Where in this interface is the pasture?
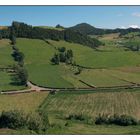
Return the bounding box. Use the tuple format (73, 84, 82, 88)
(0, 71, 25, 91)
(16, 38, 140, 88)
(0, 39, 14, 67)
(0, 39, 26, 91)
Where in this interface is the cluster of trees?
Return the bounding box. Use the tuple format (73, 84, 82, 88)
(0, 110, 49, 133)
(0, 21, 102, 49)
(10, 31, 28, 86)
(64, 29, 102, 48)
(51, 47, 73, 65)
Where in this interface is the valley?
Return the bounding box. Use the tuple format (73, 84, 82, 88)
(0, 21, 140, 134)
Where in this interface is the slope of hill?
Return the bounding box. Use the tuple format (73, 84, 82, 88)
(69, 23, 106, 35)
(15, 38, 140, 88)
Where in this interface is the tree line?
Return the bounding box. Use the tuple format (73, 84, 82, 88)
(10, 30, 28, 86)
(0, 21, 102, 49)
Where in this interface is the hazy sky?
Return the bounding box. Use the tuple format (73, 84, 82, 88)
(0, 6, 140, 29)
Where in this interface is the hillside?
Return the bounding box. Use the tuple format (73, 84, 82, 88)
(69, 23, 106, 35)
(15, 38, 140, 89)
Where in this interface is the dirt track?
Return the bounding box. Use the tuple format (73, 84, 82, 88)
(1, 81, 140, 95)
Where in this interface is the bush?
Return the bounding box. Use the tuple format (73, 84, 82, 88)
(27, 113, 44, 132)
(95, 114, 138, 126)
(111, 114, 138, 126)
(95, 114, 109, 125)
(58, 47, 66, 52)
(0, 110, 27, 129)
(66, 114, 85, 121)
(0, 110, 49, 132)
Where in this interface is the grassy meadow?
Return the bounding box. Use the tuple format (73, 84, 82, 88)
(0, 39, 25, 91)
(0, 39, 14, 67)
(15, 38, 140, 88)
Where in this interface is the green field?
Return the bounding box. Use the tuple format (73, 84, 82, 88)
(0, 71, 25, 91)
(15, 38, 140, 88)
(0, 39, 26, 91)
(0, 39, 14, 67)
(0, 34, 140, 134)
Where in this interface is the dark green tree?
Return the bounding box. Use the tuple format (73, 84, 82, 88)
(58, 47, 66, 52)
(12, 65, 28, 85)
(10, 35, 16, 45)
(51, 54, 59, 65)
(0, 34, 2, 40)
(59, 52, 66, 62)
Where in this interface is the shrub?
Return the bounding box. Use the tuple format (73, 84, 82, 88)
(27, 113, 44, 132)
(0, 110, 49, 132)
(111, 114, 138, 126)
(0, 110, 27, 129)
(66, 114, 85, 121)
(95, 114, 138, 126)
(95, 114, 109, 125)
(58, 47, 66, 52)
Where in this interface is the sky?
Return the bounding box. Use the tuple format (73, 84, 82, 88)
(0, 6, 140, 29)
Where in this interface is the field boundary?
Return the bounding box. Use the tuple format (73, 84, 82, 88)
(1, 80, 140, 95)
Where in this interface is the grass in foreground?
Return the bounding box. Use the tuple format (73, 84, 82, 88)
(0, 92, 48, 113)
(37, 90, 140, 134)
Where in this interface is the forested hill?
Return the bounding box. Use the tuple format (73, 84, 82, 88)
(68, 23, 140, 35)
(68, 23, 106, 35)
(0, 21, 102, 49)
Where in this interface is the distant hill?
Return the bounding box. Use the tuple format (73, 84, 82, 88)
(68, 23, 140, 35)
(68, 23, 109, 35)
(0, 26, 8, 30)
